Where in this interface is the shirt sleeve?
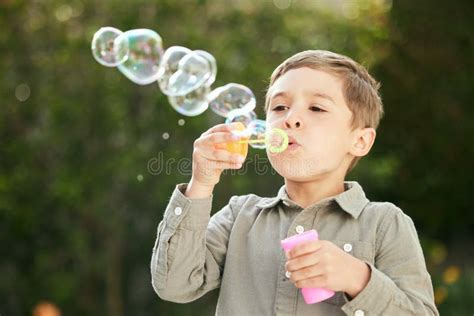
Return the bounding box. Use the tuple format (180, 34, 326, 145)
(341, 207, 439, 316)
(150, 183, 239, 303)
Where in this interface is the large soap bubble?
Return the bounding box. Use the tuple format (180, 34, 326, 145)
(116, 29, 164, 85)
(158, 46, 216, 96)
(91, 27, 129, 67)
(208, 83, 256, 118)
(168, 85, 211, 116)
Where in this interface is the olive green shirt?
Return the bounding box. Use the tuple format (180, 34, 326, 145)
(151, 181, 438, 316)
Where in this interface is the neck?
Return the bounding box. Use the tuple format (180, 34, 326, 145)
(284, 174, 346, 209)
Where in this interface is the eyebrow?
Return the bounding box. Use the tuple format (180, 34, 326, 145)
(270, 91, 290, 100)
(312, 92, 336, 105)
(270, 90, 336, 105)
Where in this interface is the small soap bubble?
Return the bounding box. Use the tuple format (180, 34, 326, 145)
(137, 174, 144, 182)
(208, 83, 256, 118)
(116, 29, 164, 85)
(162, 132, 170, 140)
(15, 83, 31, 101)
(157, 46, 191, 94)
(242, 120, 288, 153)
(193, 49, 217, 87)
(91, 27, 129, 67)
(158, 47, 214, 97)
(178, 119, 185, 126)
(225, 109, 257, 133)
(247, 119, 267, 149)
(168, 85, 210, 116)
(167, 52, 210, 96)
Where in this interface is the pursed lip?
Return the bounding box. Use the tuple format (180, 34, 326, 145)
(287, 135, 300, 147)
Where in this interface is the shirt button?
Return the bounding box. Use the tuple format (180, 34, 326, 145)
(343, 243, 352, 252)
(285, 271, 291, 278)
(354, 309, 365, 316)
(174, 207, 183, 216)
(295, 225, 305, 234)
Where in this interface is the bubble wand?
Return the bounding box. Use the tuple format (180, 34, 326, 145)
(236, 127, 289, 154)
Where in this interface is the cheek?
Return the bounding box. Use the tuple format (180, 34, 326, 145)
(266, 113, 284, 128)
(315, 127, 350, 151)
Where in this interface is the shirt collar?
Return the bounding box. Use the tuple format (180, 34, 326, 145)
(255, 181, 369, 219)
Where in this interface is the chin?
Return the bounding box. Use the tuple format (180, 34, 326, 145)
(269, 156, 319, 180)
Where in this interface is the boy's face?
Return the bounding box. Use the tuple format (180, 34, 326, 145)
(266, 67, 357, 182)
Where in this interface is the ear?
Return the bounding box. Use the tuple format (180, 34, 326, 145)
(350, 128, 376, 158)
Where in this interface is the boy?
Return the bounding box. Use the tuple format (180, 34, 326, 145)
(150, 50, 439, 315)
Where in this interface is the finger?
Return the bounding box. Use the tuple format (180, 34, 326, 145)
(201, 122, 243, 136)
(286, 251, 320, 272)
(290, 264, 324, 283)
(214, 143, 227, 150)
(198, 149, 246, 164)
(200, 132, 240, 146)
(288, 240, 323, 259)
(203, 161, 244, 170)
(295, 275, 327, 289)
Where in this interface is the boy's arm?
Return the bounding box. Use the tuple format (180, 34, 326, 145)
(150, 183, 238, 303)
(340, 206, 439, 316)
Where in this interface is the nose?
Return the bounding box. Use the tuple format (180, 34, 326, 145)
(284, 109, 303, 129)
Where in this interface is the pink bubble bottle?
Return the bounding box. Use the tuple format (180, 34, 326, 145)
(281, 229, 335, 304)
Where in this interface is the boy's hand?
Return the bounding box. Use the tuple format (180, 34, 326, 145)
(285, 239, 371, 299)
(185, 123, 246, 198)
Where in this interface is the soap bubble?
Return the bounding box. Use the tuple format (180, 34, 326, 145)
(116, 29, 164, 85)
(208, 83, 256, 118)
(92, 27, 262, 122)
(245, 120, 289, 153)
(157, 46, 191, 93)
(247, 119, 267, 149)
(225, 108, 257, 130)
(168, 85, 211, 116)
(91, 27, 129, 67)
(158, 46, 215, 96)
(193, 50, 217, 87)
(167, 52, 210, 95)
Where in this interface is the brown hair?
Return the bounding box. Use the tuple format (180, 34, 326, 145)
(265, 50, 384, 173)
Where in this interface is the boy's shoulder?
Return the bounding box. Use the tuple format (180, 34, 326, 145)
(361, 200, 416, 232)
(342, 181, 413, 222)
(364, 201, 406, 216)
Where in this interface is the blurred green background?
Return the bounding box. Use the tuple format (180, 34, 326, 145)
(1, 0, 473, 315)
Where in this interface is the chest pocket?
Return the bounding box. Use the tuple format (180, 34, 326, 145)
(331, 239, 374, 263)
(323, 240, 374, 307)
